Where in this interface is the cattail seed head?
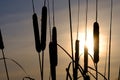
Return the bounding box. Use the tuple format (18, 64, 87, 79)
(32, 13, 41, 53)
(41, 6, 47, 51)
(93, 22, 99, 63)
(0, 29, 4, 50)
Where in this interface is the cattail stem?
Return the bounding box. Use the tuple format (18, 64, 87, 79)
(41, 51, 44, 80)
(68, 0, 74, 79)
(32, 0, 35, 13)
(96, 63, 98, 80)
(38, 53, 42, 80)
(2, 50, 9, 80)
(74, 40, 79, 80)
(108, 0, 113, 79)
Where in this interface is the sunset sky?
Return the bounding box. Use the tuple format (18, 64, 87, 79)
(0, 0, 120, 80)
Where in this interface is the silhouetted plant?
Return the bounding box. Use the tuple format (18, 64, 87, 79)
(41, 6, 47, 51)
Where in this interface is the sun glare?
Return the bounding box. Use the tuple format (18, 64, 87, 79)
(78, 32, 94, 56)
(77, 30, 106, 57)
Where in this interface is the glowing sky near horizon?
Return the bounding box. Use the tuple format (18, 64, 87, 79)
(0, 0, 120, 80)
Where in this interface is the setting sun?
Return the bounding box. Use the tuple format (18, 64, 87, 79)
(77, 29, 106, 58)
(78, 32, 94, 56)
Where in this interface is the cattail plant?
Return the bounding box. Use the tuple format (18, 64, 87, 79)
(49, 27, 58, 80)
(32, 0, 41, 53)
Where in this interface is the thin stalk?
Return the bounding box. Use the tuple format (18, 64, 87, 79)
(44, 0, 47, 6)
(88, 66, 107, 80)
(57, 44, 72, 60)
(32, 0, 35, 13)
(108, 0, 113, 79)
(96, 63, 98, 80)
(52, 0, 55, 26)
(85, 0, 88, 41)
(77, 0, 80, 40)
(96, 0, 98, 22)
(38, 53, 42, 80)
(2, 50, 9, 80)
(68, 0, 74, 79)
(104, 38, 108, 80)
(47, 0, 52, 41)
(41, 51, 44, 80)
